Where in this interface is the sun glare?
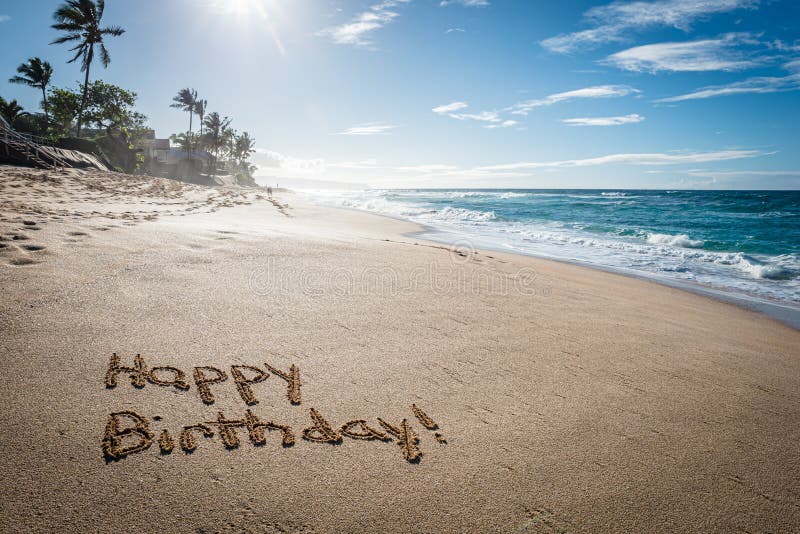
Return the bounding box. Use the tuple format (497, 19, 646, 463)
(208, 0, 287, 56)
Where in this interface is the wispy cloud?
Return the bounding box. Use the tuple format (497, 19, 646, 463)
(0, 15, 9, 22)
(657, 60, 800, 101)
(562, 113, 645, 126)
(605, 33, 770, 72)
(476, 149, 767, 171)
(445, 28, 466, 34)
(541, 0, 758, 53)
(440, 0, 489, 6)
(432, 101, 469, 113)
(317, 0, 410, 48)
(485, 120, 519, 129)
(509, 85, 639, 116)
(252, 149, 326, 173)
(337, 123, 397, 135)
(658, 73, 800, 101)
(432, 102, 517, 128)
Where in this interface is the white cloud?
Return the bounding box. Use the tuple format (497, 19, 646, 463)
(476, 149, 767, 171)
(252, 149, 326, 174)
(485, 120, 519, 129)
(605, 33, 770, 72)
(509, 85, 639, 116)
(440, 0, 489, 6)
(455, 111, 500, 122)
(432, 101, 468, 113)
(0, 15, 9, 22)
(445, 28, 466, 34)
(658, 73, 800, 101)
(657, 61, 800, 101)
(317, 0, 410, 48)
(541, 0, 758, 53)
(432, 102, 505, 124)
(327, 159, 381, 169)
(562, 113, 645, 126)
(337, 123, 397, 135)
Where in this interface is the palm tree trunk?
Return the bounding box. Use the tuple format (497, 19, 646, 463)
(199, 120, 204, 172)
(76, 51, 91, 137)
(41, 85, 49, 123)
(187, 111, 192, 161)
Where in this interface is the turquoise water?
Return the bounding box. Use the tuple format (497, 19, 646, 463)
(317, 189, 800, 306)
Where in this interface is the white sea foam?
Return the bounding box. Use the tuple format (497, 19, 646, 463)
(646, 233, 704, 248)
(307, 189, 799, 305)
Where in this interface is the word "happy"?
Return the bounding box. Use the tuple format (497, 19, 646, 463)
(105, 353, 300, 406)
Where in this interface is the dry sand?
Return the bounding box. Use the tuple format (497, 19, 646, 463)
(0, 165, 798, 532)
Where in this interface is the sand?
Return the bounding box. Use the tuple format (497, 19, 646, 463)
(0, 165, 798, 532)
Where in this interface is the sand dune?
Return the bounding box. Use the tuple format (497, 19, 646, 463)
(1, 165, 798, 532)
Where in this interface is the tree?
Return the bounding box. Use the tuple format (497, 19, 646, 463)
(8, 58, 54, 122)
(169, 132, 193, 153)
(51, 0, 125, 137)
(194, 98, 206, 150)
(170, 88, 197, 158)
(222, 127, 237, 163)
(233, 131, 255, 166)
(202, 111, 231, 176)
(232, 132, 256, 185)
(82, 81, 146, 137)
(47, 87, 82, 136)
(0, 97, 26, 126)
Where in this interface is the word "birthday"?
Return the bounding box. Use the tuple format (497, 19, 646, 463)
(102, 404, 446, 463)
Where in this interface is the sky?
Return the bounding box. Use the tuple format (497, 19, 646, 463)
(1, 0, 799, 189)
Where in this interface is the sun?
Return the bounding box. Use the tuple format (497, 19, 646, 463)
(211, 0, 281, 20)
(208, 0, 287, 56)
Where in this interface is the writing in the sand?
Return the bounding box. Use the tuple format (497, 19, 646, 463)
(102, 353, 446, 464)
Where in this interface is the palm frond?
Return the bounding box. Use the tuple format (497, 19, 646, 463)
(50, 32, 83, 44)
(101, 25, 125, 36)
(99, 43, 110, 67)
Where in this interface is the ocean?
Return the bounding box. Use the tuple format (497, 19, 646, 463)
(311, 189, 800, 313)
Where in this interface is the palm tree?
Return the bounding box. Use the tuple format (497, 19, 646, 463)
(222, 127, 237, 163)
(0, 98, 26, 126)
(202, 112, 231, 176)
(8, 58, 54, 122)
(234, 131, 256, 166)
(51, 0, 125, 137)
(170, 88, 197, 158)
(194, 98, 206, 149)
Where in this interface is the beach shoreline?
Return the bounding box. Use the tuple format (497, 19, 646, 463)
(302, 191, 800, 330)
(1, 166, 799, 532)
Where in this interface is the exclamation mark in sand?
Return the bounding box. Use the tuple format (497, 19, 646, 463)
(412, 404, 447, 444)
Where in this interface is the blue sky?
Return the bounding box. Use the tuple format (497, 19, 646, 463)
(1, 0, 799, 189)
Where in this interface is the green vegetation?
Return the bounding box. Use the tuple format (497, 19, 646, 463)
(1, 0, 259, 185)
(9, 58, 53, 122)
(169, 87, 258, 185)
(51, 0, 125, 136)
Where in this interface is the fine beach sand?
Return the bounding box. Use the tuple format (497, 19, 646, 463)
(1, 166, 798, 532)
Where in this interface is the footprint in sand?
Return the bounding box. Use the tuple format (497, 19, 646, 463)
(67, 231, 88, 237)
(22, 245, 46, 252)
(8, 256, 40, 266)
